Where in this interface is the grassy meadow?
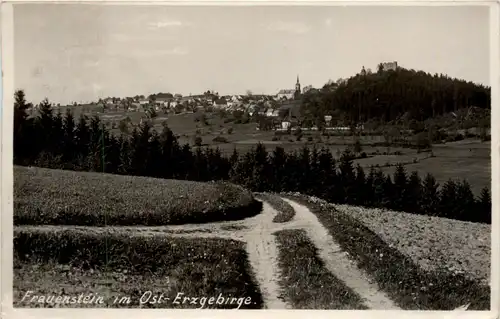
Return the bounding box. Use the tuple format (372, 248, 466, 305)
(275, 229, 368, 309)
(14, 228, 263, 308)
(14, 166, 262, 226)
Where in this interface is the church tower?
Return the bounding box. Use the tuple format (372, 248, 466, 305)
(294, 75, 301, 99)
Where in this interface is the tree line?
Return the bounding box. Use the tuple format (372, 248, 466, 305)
(14, 90, 491, 224)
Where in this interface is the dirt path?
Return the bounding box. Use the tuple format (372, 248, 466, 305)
(241, 202, 290, 309)
(281, 198, 401, 310)
(21, 195, 403, 310)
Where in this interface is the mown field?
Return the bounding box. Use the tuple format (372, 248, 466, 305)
(14, 166, 262, 226)
(14, 228, 263, 308)
(281, 193, 490, 310)
(379, 141, 490, 195)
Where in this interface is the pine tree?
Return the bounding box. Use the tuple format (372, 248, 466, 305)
(309, 147, 321, 195)
(455, 180, 476, 222)
(439, 179, 458, 219)
(284, 151, 301, 192)
(317, 148, 334, 199)
(192, 146, 208, 181)
(52, 110, 64, 156)
(382, 174, 394, 208)
(298, 146, 312, 194)
(75, 114, 91, 164)
(392, 164, 408, 211)
(354, 164, 366, 205)
(269, 146, 287, 192)
(103, 134, 121, 174)
(477, 187, 491, 223)
(175, 144, 194, 180)
(250, 143, 269, 192)
(406, 171, 422, 214)
(229, 148, 239, 168)
(372, 168, 386, 208)
(229, 148, 242, 183)
(159, 123, 179, 179)
(146, 131, 163, 178)
(62, 108, 76, 163)
(338, 149, 356, 204)
(35, 98, 55, 157)
(364, 166, 376, 206)
(87, 115, 105, 172)
(14, 90, 35, 163)
(421, 173, 440, 216)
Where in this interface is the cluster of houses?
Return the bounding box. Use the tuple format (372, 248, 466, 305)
(99, 92, 283, 114)
(90, 75, 361, 133)
(94, 75, 352, 131)
(97, 76, 313, 120)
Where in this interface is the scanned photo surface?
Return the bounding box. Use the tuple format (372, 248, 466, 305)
(11, 4, 491, 310)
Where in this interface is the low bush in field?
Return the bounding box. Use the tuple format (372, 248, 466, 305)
(281, 193, 490, 311)
(13, 227, 264, 308)
(14, 166, 262, 226)
(213, 136, 229, 143)
(255, 193, 295, 223)
(275, 229, 368, 309)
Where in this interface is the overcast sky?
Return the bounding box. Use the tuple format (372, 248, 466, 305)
(14, 4, 490, 105)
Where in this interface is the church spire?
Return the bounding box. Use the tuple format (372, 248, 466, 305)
(294, 74, 301, 99)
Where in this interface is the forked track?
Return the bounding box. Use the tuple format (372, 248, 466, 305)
(19, 196, 402, 309)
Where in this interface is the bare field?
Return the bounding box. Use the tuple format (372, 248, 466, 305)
(331, 204, 490, 285)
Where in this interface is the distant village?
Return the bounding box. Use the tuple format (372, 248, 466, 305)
(58, 62, 401, 132)
(64, 75, 347, 131)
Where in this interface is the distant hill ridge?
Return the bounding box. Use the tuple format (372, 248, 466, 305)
(302, 66, 491, 124)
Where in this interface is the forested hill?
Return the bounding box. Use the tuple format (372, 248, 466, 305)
(303, 66, 491, 124)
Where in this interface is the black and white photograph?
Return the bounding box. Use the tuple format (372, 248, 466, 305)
(3, 2, 497, 313)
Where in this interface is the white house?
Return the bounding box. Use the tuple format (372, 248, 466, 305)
(281, 121, 291, 130)
(276, 89, 295, 100)
(213, 98, 228, 108)
(169, 101, 179, 108)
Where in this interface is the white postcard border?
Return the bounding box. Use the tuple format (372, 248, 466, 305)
(1, 1, 499, 319)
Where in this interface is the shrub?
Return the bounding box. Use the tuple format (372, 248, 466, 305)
(193, 136, 203, 146)
(213, 136, 229, 143)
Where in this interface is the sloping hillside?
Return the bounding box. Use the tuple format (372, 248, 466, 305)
(14, 166, 262, 226)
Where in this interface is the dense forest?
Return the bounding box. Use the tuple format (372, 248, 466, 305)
(300, 65, 491, 126)
(13, 90, 491, 224)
